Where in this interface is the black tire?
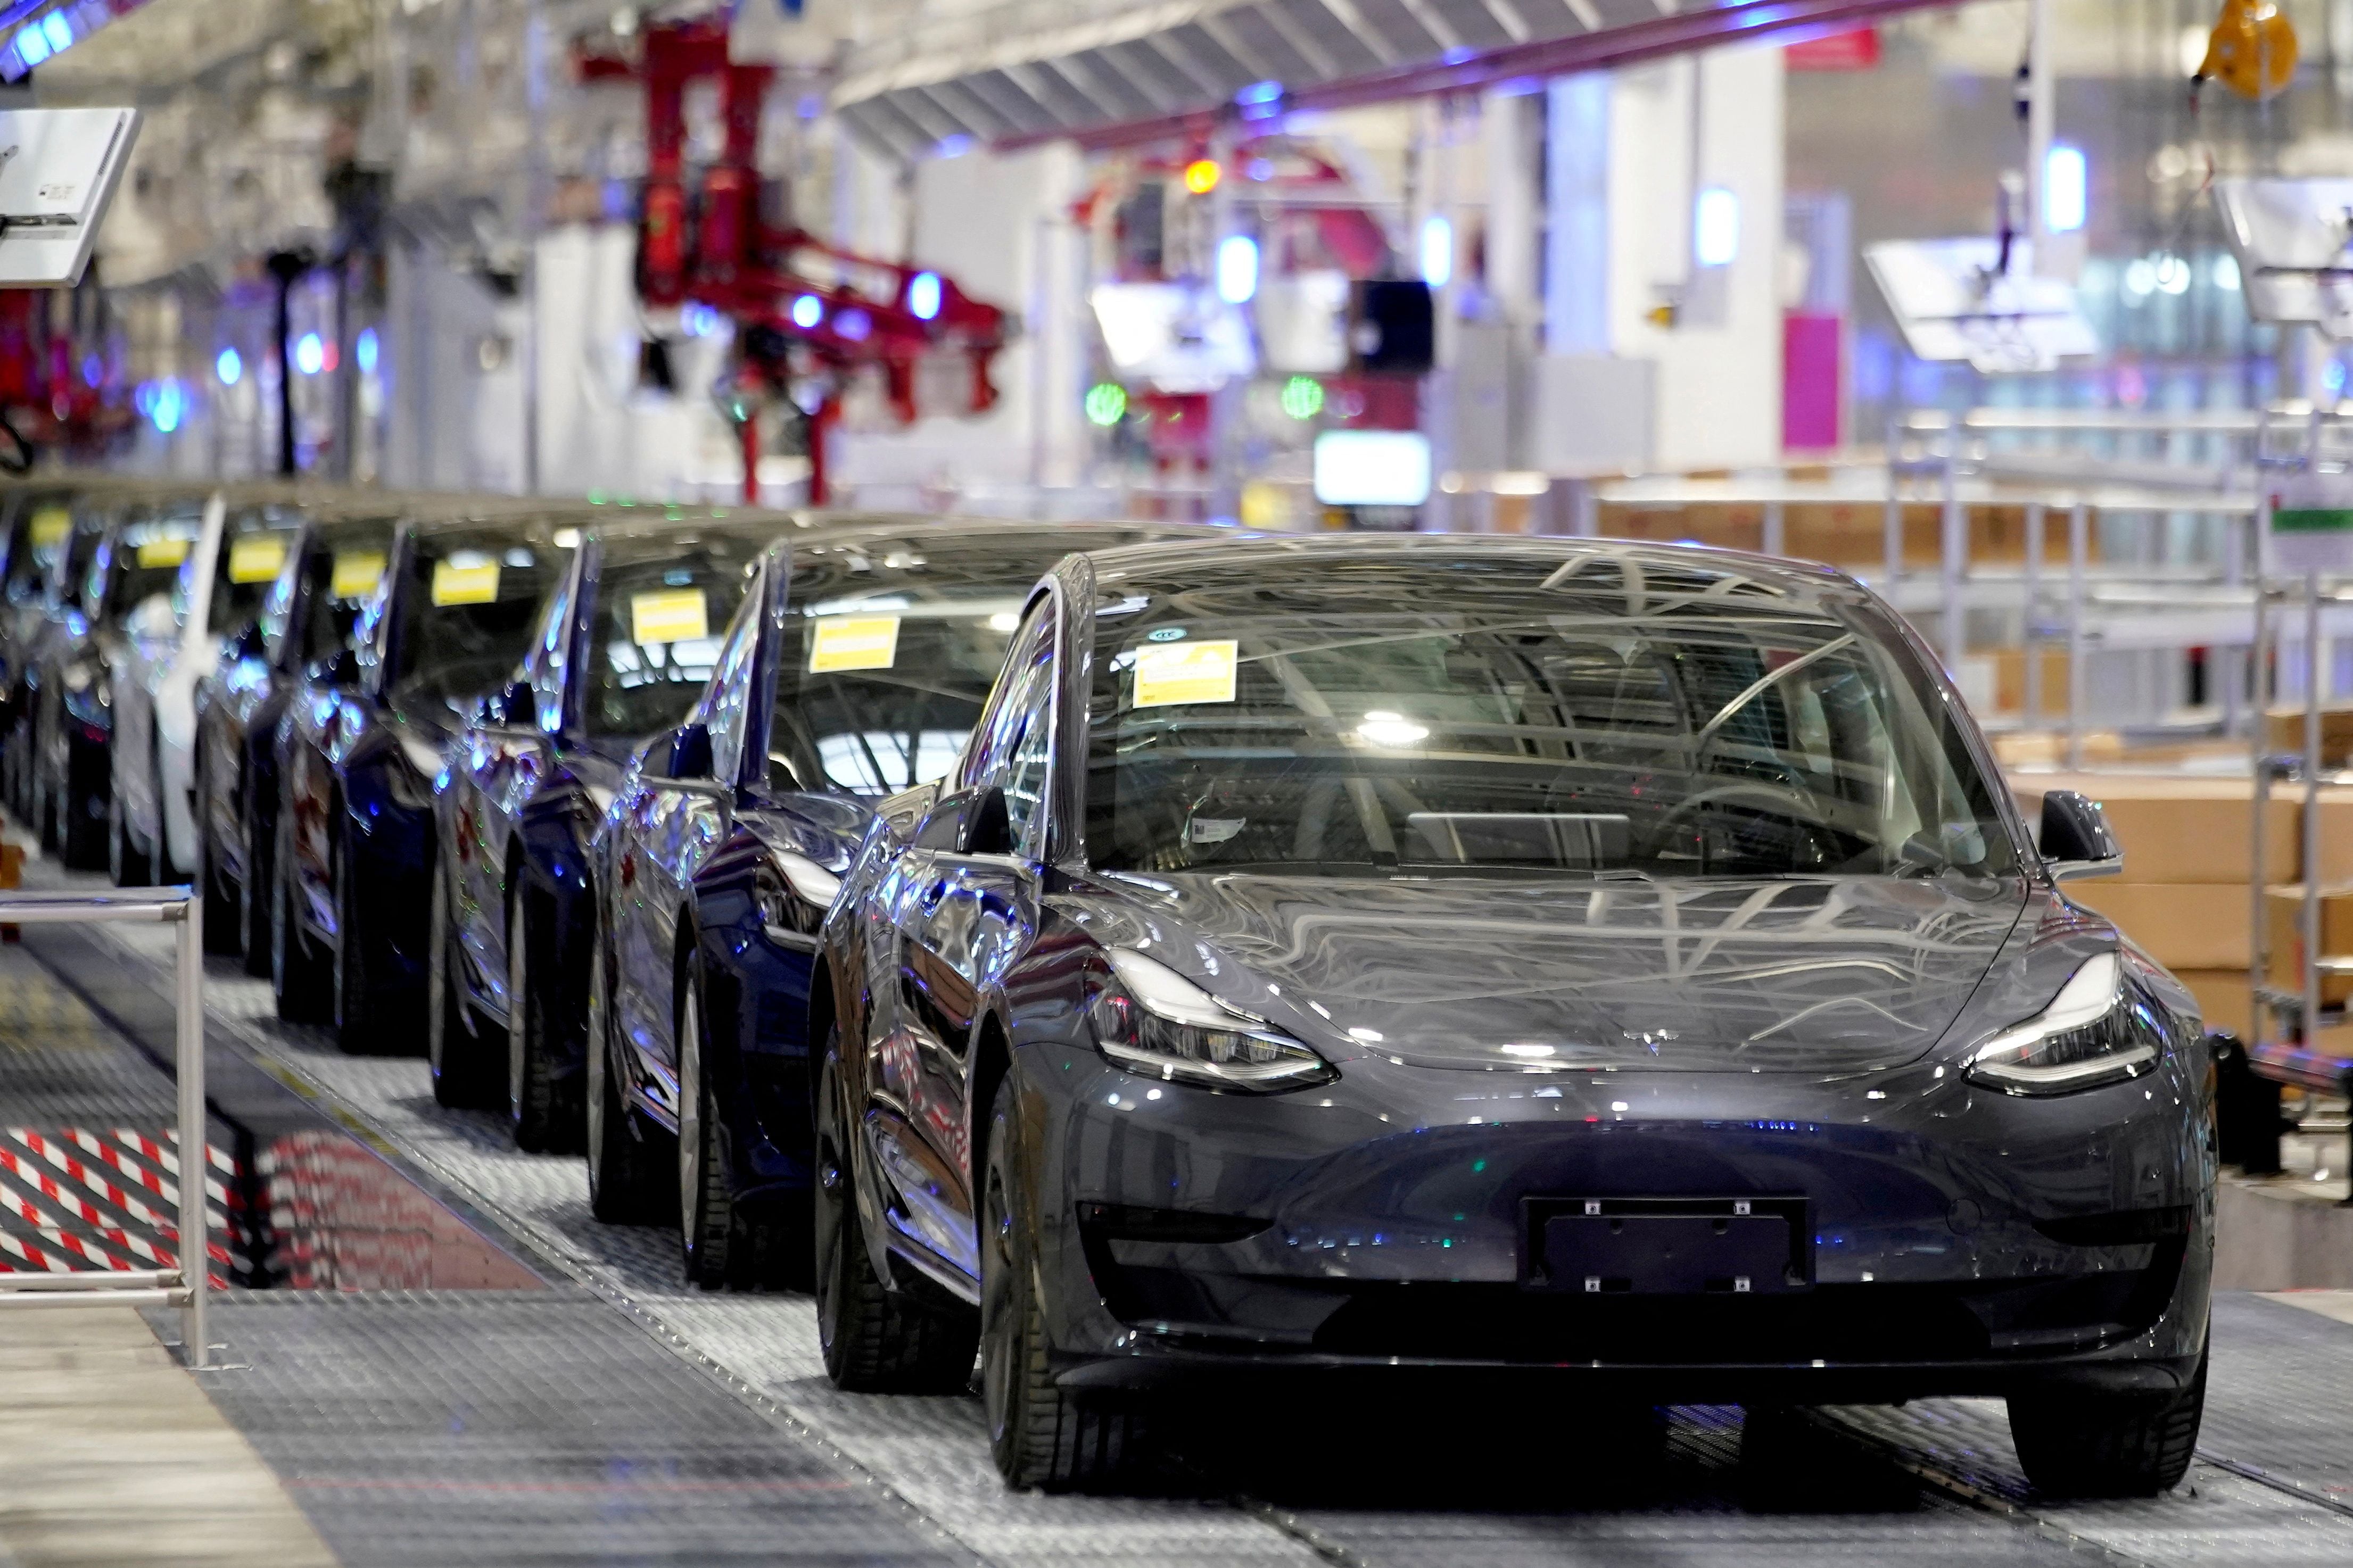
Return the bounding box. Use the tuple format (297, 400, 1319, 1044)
(2009, 1338, 2208, 1498)
(507, 873, 581, 1154)
(427, 857, 500, 1109)
(585, 932, 665, 1223)
(980, 1072, 1146, 1491)
(331, 829, 377, 1053)
(195, 761, 239, 954)
(59, 747, 105, 870)
(675, 950, 815, 1290)
(240, 785, 273, 976)
(815, 1031, 979, 1390)
(108, 772, 150, 886)
(270, 809, 332, 1024)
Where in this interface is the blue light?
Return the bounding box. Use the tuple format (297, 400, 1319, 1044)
(2044, 144, 2087, 235)
(80, 353, 100, 387)
(356, 327, 379, 374)
(790, 294, 824, 330)
(1694, 186, 1740, 268)
(216, 347, 243, 386)
(1216, 234, 1259, 305)
(1236, 79, 1283, 106)
(14, 24, 48, 67)
(1418, 214, 1452, 289)
(935, 134, 973, 159)
(40, 12, 69, 52)
(907, 271, 942, 321)
(152, 380, 183, 435)
(1442, 45, 1475, 64)
(294, 332, 325, 375)
(836, 308, 871, 342)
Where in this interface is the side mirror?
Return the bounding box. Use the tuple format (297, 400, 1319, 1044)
(914, 785, 1013, 856)
(667, 721, 714, 781)
(2038, 789, 2123, 881)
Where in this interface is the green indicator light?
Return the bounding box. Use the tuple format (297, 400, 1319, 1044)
(1280, 375, 1324, 420)
(1085, 382, 1127, 426)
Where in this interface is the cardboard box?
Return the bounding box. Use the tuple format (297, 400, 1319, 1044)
(2067, 881, 2252, 969)
(2264, 885, 2353, 1006)
(2007, 772, 2353, 885)
(2175, 968, 2254, 1036)
(2264, 706, 2353, 769)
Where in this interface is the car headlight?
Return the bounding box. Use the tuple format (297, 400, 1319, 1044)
(1963, 951, 2165, 1096)
(1087, 948, 1336, 1093)
(756, 851, 842, 942)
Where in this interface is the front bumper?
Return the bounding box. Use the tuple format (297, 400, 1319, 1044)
(1024, 1042, 2215, 1400)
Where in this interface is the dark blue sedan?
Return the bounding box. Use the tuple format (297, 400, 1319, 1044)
(271, 508, 576, 1052)
(428, 509, 812, 1146)
(585, 517, 1206, 1289)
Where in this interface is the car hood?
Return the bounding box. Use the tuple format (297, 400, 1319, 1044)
(1060, 872, 2032, 1075)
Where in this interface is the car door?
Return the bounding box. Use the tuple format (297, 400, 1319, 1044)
(455, 553, 581, 1018)
(872, 599, 1058, 1283)
(615, 573, 767, 1119)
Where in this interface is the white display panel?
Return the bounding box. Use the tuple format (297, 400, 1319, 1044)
(1864, 238, 2098, 373)
(0, 107, 141, 287)
(1314, 430, 1432, 507)
(1088, 282, 1256, 394)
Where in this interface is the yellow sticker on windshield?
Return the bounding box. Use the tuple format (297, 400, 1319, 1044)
(137, 536, 192, 569)
(631, 588, 708, 646)
(29, 507, 69, 547)
(331, 551, 385, 599)
(431, 560, 501, 607)
(227, 536, 288, 583)
(810, 616, 901, 673)
(1133, 639, 1239, 708)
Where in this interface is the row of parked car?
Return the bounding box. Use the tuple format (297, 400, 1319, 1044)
(0, 474, 2216, 1496)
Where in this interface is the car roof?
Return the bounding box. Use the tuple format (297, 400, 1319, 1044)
(764, 514, 1223, 562)
(590, 511, 818, 565)
(1069, 532, 1866, 611)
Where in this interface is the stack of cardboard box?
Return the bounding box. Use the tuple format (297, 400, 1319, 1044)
(1596, 499, 2090, 571)
(2007, 772, 2353, 1038)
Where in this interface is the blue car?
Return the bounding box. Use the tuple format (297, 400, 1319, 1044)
(271, 508, 577, 1052)
(428, 509, 812, 1147)
(194, 503, 401, 966)
(585, 517, 1206, 1289)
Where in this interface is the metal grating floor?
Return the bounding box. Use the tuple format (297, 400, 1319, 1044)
(29, 861, 2353, 1568)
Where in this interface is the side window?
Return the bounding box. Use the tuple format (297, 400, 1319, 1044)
(964, 603, 1056, 853)
(701, 588, 764, 784)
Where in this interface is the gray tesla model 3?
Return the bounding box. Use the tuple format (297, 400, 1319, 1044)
(810, 535, 2212, 1498)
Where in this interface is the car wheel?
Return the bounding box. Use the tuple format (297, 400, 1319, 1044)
(60, 748, 105, 870)
(108, 775, 150, 886)
(815, 1030, 978, 1390)
(981, 1072, 1145, 1491)
(427, 857, 499, 1108)
(507, 874, 581, 1154)
(676, 967, 731, 1288)
(240, 789, 273, 977)
(585, 933, 665, 1223)
(270, 810, 331, 1024)
(194, 762, 238, 954)
(2009, 1336, 2207, 1498)
(332, 830, 376, 1053)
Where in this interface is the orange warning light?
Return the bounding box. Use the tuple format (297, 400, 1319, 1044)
(1183, 159, 1222, 195)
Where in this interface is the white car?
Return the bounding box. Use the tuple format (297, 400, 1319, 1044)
(109, 489, 304, 883)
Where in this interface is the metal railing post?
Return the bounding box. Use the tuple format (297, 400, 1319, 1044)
(2024, 501, 2044, 728)
(176, 891, 206, 1370)
(2068, 502, 2089, 770)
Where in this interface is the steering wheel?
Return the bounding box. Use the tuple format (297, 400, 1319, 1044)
(1643, 779, 1838, 862)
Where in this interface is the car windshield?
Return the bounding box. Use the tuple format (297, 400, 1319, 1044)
(282, 521, 395, 668)
(387, 528, 571, 712)
(1082, 549, 2019, 881)
(104, 511, 204, 623)
(200, 506, 303, 636)
(767, 527, 1164, 796)
(6, 495, 73, 604)
(583, 544, 763, 737)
